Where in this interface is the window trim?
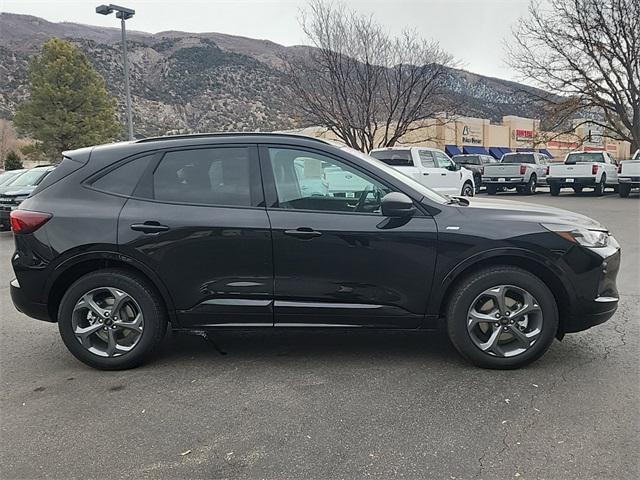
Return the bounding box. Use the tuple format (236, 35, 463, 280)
(258, 143, 424, 217)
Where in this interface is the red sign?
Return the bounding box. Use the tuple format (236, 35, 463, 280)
(514, 129, 534, 141)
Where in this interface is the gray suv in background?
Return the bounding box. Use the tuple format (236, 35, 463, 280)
(451, 154, 497, 193)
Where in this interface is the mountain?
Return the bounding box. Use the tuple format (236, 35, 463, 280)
(0, 12, 552, 137)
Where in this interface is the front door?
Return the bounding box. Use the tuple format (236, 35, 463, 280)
(433, 151, 460, 195)
(117, 145, 274, 327)
(261, 145, 438, 328)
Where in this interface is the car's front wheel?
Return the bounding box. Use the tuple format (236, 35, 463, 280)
(58, 269, 167, 370)
(446, 266, 558, 369)
(461, 181, 474, 197)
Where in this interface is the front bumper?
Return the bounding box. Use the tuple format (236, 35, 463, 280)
(10, 278, 53, 322)
(561, 247, 620, 333)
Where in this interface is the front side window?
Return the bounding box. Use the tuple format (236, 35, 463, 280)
(268, 148, 392, 214)
(153, 147, 253, 206)
(434, 151, 453, 169)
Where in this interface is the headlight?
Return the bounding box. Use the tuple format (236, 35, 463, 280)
(542, 223, 610, 248)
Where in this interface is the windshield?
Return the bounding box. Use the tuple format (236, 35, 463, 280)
(565, 152, 604, 163)
(0, 170, 25, 186)
(339, 146, 449, 204)
(453, 155, 480, 165)
(7, 168, 49, 187)
(369, 149, 413, 167)
(501, 153, 536, 164)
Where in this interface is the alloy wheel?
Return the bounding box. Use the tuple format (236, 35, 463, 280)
(466, 285, 543, 357)
(71, 287, 144, 357)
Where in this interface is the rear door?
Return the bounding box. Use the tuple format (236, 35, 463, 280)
(117, 145, 274, 327)
(416, 150, 446, 191)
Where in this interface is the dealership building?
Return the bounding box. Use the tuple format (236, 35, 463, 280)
(296, 115, 632, 160)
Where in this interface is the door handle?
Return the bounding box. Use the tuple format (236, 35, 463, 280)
(284, 227, 322, 239)
(423, 172, 430, 175)
(130, 221, 170, 234)
(441, 173, 447, 176)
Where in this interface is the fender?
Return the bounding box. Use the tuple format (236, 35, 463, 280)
(427, 246, 576, 315)
(45, 248, 178, 323)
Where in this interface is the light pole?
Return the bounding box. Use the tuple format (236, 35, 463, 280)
(96, 4, 135, 140)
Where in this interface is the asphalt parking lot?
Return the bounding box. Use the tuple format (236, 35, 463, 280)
(1, 190, 638, 480)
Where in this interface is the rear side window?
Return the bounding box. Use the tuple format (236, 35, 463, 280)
(152, 147, 253, 207)
(32, 159, 83, 196)
(369, 150, 413, 167)
(92, 155, 152, 196)
(419, 151, 436, 167)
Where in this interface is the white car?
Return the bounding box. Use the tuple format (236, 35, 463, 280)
(618, 149, 640, 197)
(547, 151, 618, 196)
(369, 147, 475, 196)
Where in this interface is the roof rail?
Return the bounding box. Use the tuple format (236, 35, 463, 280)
(135, 132, 330, 145)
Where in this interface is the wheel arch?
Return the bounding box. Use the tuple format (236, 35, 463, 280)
(433, 251, 573, 334)
(46, 252, 177, 325)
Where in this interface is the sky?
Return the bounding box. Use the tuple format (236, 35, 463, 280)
(0, 0, 532, 81)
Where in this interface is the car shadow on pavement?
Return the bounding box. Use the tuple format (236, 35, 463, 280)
(157, 328, 465, 367)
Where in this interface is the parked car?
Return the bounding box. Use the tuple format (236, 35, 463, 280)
(369, 146, 475, 196)
(451, 154, 497, 192)
(482, 152, 550, 195)
(0, 169, 27, 187)
(10, 134, 620, 370)
(0, 165, 55, 230)
(547, 151, 618, 196)
(617, 149, 640, 197)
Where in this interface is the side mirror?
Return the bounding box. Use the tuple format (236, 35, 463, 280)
(381, 192, 416, 217)
(448, 162, 461, 171)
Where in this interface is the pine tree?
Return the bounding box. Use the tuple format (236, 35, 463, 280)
(14, 39, 122, 161)
(4, 150, 23, 170)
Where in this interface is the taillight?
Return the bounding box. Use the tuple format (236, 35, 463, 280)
(592, 164, 598, 175)
(520, 165, 526, 175)
(10, 210, 52, 234)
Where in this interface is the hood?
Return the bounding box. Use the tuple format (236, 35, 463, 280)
(0, 186, 35, 197)
(459, 196, 604, 230)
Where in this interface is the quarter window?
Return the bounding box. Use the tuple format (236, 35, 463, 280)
(92, 155, 152, 196)
(153, 147, 253, 206)
(268, 148, 392, 214)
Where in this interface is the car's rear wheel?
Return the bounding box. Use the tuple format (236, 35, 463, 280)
(522, 175, 537, 195)
(550, 184, 560, 196)
(594, 174, 606, 196)
(446, 266, 558, 369)
(487, 184, 497, 195)
(619, 183, 631, 197)
(461, 181, 474, 197)
(58, 269, 167, 370)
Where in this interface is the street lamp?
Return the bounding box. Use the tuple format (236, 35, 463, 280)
(96, 4, 135, 140)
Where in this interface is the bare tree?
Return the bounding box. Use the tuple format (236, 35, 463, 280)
(282, 0, 454, 152)
(507, 0, 640, 152)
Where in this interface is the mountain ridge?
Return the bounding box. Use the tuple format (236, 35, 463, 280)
(0, 12, 552, 137)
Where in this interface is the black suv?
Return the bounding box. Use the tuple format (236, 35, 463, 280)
(9, 134, 620, 370)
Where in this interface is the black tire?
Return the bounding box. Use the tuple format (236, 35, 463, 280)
(446, 266, 558, 369)
(572, 186, 583, 194)
(487, 184, 497, 195)
(461, 181, 474, 197)
(550, 184, 561, 196)
(58, 269, 168, 370)
(474, 175, 482, 194)
(619, 183, 631, 198)
(594, 174, 605, 196)
(521, 175, 537, 195)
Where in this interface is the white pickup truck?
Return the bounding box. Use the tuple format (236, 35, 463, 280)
(482, 152, 550, 195)
(547, 151, 618, 196)
(369, 147, 475, 196)
(618, 149, 640, 197)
